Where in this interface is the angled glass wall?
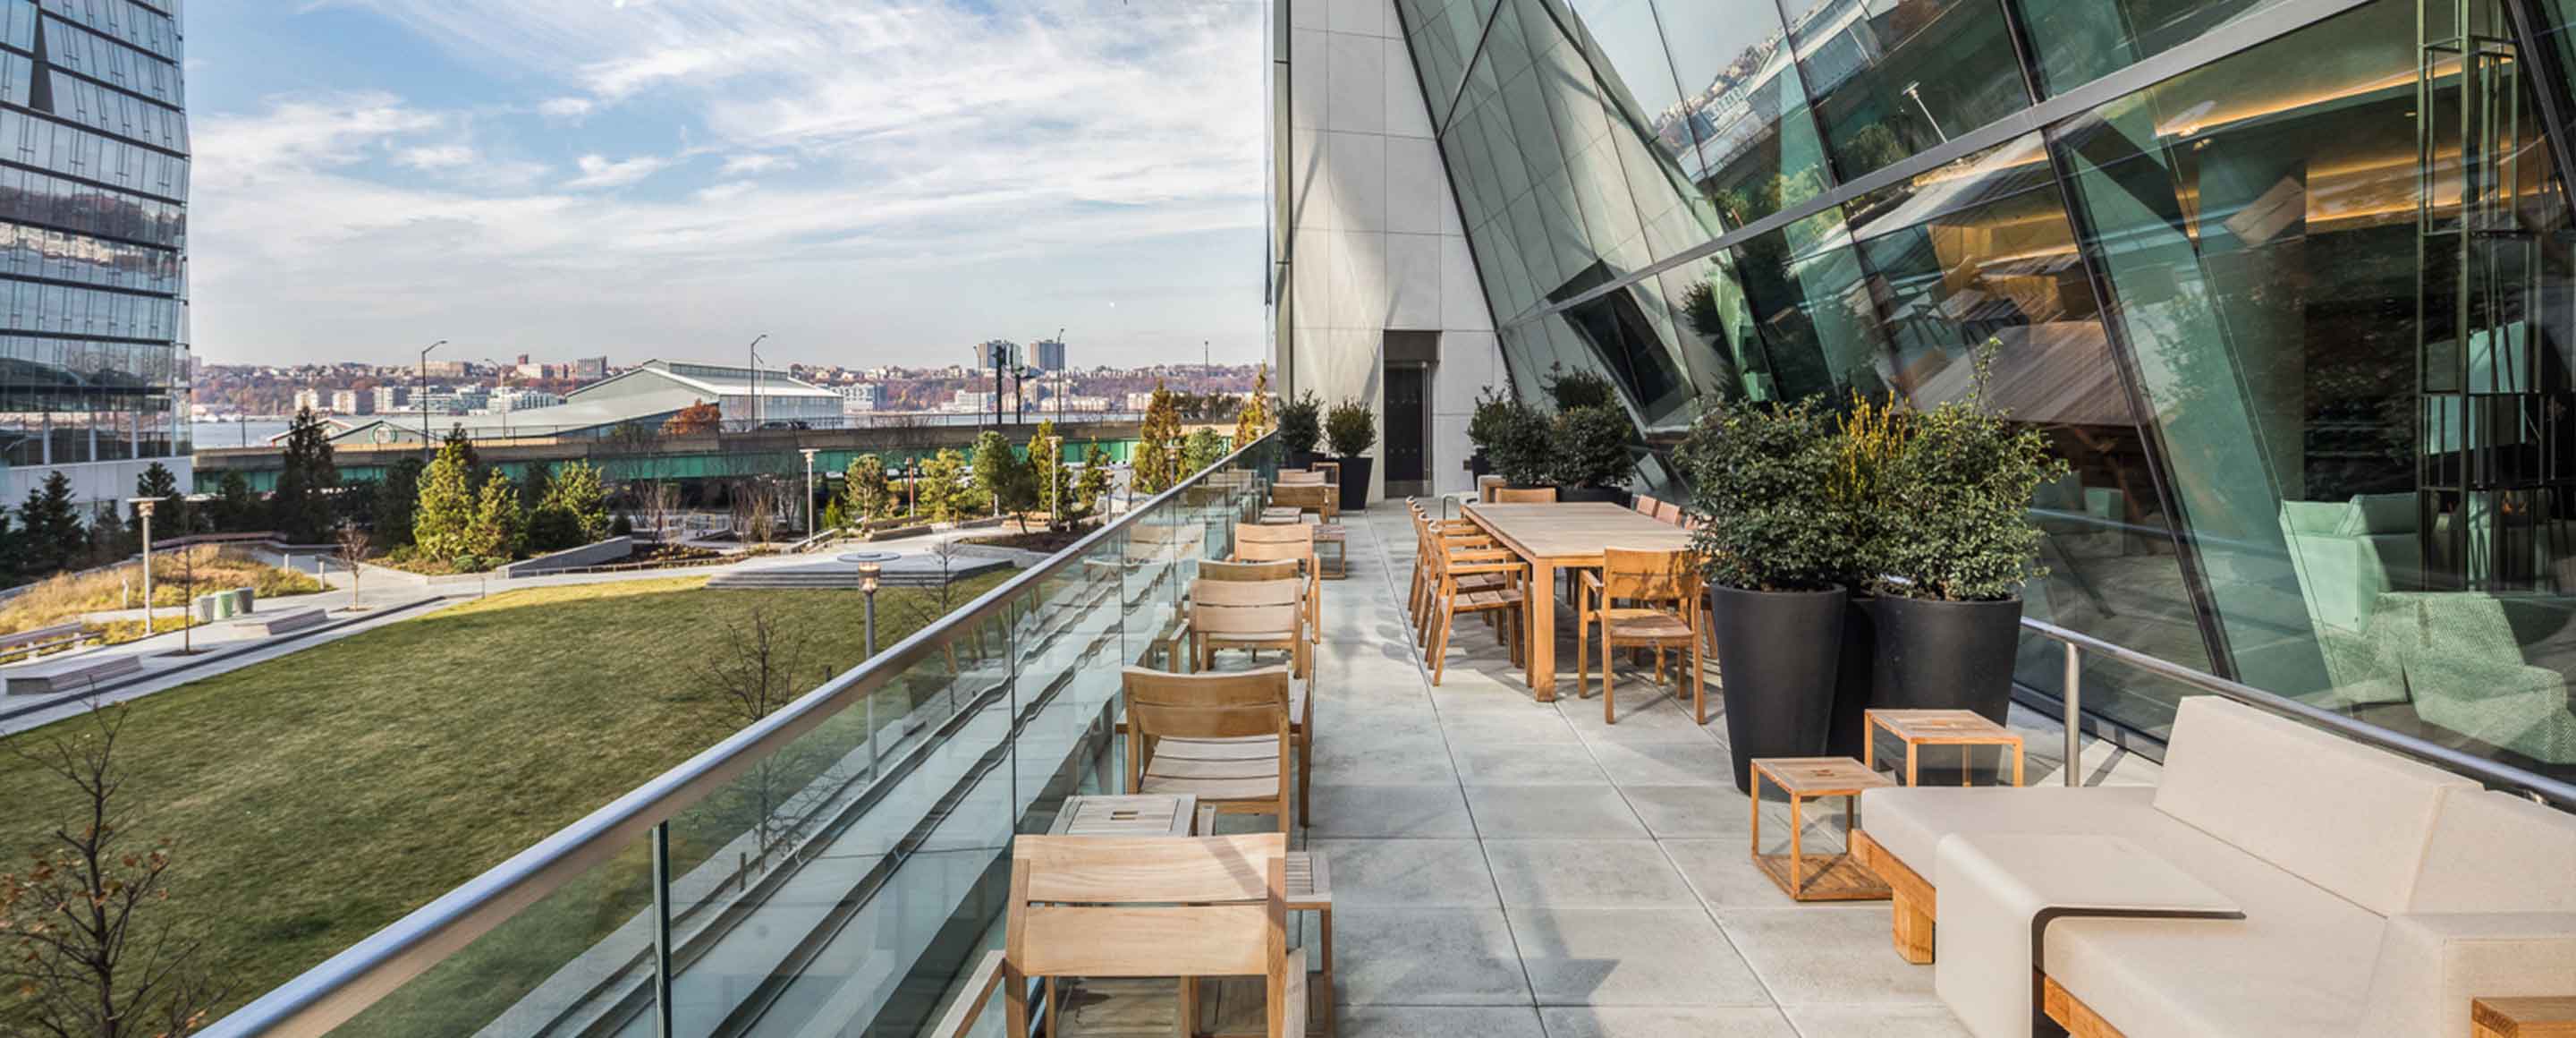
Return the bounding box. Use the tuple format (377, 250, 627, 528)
(1399, 0, 2576, 779)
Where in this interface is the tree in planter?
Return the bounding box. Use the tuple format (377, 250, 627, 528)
(1275, 391, 1322, 462)
(1324, 399, 1375, 458)
(0, 704, 225, 1037)
(1549, 404, 1637, 493)
(1467, 387, 1518, 469)
(130, 463, 187, 539)
(1486, 398, 1555, 489)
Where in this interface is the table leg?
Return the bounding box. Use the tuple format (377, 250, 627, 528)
(1905, 744, 1918, 787)
(1788, 794, 1806, 898)
(2013, 744, 2026, 787)
(1529, 559, 1556, 702)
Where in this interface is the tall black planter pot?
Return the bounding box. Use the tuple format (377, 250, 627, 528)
(1333, 455, 1372, 512)
(1827, 595, 1879, 760)
(1469, 452, 1492, 479)
(1286, 450, 1324, 471)
(1709, 583, 1846, 793)
(1871, 594, 2022, 783)
(1555, 485, 1631, 507)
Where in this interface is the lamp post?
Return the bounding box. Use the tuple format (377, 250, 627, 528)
(746, 334, 770, 431)
(419, 338, 448, 455)
(857, 563, 882, 659)
(801, 447, 818, 535)
(130, 498, 156, 634)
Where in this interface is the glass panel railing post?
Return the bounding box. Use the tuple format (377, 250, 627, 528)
(2062, 642, 2083, 787)
(651, 821, 674, 1038)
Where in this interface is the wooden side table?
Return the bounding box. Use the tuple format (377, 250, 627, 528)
(1865, 709, 2026, 787)
(2476, 997, 2576, 1037)
(1047, 794, 1199, 837)
(1750, 757, 1894, 902)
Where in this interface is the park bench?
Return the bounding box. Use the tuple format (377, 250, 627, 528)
(0, 621, 93, 660)
(4, 651, 142, 695)
(242, 607, 329, 636)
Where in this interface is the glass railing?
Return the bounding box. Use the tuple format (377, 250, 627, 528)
(204, 434, 1280, 1038)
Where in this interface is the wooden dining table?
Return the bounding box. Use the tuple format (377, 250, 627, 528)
(1461, 501, 1694, 701)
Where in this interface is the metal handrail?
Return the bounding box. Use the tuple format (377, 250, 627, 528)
(206, 432, 1277, 1037)
(2023, 616, 2576, 809)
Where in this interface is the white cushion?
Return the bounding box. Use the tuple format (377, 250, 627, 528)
(2042, 815, 2389, 1038)
(1860, 785, 2161, 876)
(2357, 912, 2576, 1038)
(2154, 696, 2476, 915)
(2403, 790, 2576, 915)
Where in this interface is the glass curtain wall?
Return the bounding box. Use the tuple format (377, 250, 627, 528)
(1399, 0, 2576, 779)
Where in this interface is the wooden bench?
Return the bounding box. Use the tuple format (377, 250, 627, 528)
(0, 621, 93, 660)
(4, 652, 143, 696)
(242, 607, 329, 636)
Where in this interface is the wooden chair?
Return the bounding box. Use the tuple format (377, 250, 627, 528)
(1124, 667, 1297, 831)
(1272, 484, 1347, 578)
(1477, 474, 1507, 503)
(1652, 499, 1683, 525)
(1406, 501, 1504, 642)
(1277, 470, 1327, 486)
(1631, 496, 1658, 515)
(1234, 523, 1321, 640)
(1185, 578, 1318, 825)
(1421, 535, 1528, 685)
(1492, 487, 1558, 504)
(1202, 557, 1303, 583)
(1577, 547, 1708, 724)
(967, 833, 1308, 1038)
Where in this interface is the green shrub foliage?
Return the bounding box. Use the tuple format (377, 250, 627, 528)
(1674, 395, 1849, 592)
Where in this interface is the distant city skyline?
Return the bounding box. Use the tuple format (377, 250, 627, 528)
(184, 0, 1267, 369)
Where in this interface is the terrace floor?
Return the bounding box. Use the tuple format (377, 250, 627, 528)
(1279, 506, 2162, 1038)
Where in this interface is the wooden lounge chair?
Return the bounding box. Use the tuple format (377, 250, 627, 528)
(928, 833, 1309, 1038)
(1124, 666, 1297, 831)
(1578, 547, 1707, 724)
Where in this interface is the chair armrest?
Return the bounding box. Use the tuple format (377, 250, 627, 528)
(2362, 913, 2576, 1038)
(930, 949, 1009, 1037)
(1449, 548, 1516, 562)
(1281, 948, 1309, 1038)
(1450, 563, 1525, 576)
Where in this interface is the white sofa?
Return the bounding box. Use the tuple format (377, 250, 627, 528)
(1854, 696, 2576, 1037)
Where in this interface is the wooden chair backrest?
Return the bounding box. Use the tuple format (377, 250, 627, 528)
(1123, 665, 1291, 741)
(1277, 470, 1327, 486)
(1602, 547, 1697, 606)
(1652, 500, 1682, 524)
(1311, 460, 1341, 484)
(1493, 487, 1558, 504)
(1201, 557, 1301, 583)
(1273, 482, 1336, 517)
(1478, 475, 1507, 502)
(1191, 578, 1306, 636)
(1008, 833, 1285, 978)
(1233, 523, 1317, 568)
(1631, 496, 1658, 515)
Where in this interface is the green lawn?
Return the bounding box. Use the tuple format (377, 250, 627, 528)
(0, 572, 1007, 1025)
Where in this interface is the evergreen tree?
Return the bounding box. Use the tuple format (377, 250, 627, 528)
(1131, 381, 1183, 496)
(129, 462, 185, 536)
(375, 456, 425, 547)
(1075, 440, 1114, 523)
(919, 448, 970, 524)
(413, 437, 479, 561)
(271, 406, 339, 542)
(470, 471, 523, 562)
(0, 510, 26, 585)
(1182, 427, 1228, 477)
(441, 423, 480, 472)
(971, 430, 1036, 529)
(18, 472, 83, 575)
(527, 461, 609, 551)
(212, 471, 259, 532)
(843, 454, 892, 523)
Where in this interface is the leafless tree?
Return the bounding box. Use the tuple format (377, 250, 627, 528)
(636, 480, 680, 544)
(0, 702, 225, 1038)
(731, 478, 781, 546)
(333, 521, 371, 610)
(696, 607, 806, 866)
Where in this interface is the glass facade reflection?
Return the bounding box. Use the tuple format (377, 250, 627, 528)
(0, 0, 186, 473)
(1396, 0, 2576, 780)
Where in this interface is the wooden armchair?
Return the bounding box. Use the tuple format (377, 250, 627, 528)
(1233, 523, 1321, 640)
(930, 834, 1308, 1038)
(1124, 666, 1297, 831)
(1406, 500, 1503, 641)
(1421, 534, 1528, 685)
(1492, 486, 1558, 504)
(1186, 578, 1316, 823)
(1578, 547, 1707, 724)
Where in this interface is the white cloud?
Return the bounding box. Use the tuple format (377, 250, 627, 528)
(396, 143, 475, 169)
(716, 153, 792, 176)
(564, 153, 671, 190)
(536, 96, 595, 120)
(694, 180, 755, 201)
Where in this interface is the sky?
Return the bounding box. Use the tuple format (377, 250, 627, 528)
(182, 0, 1269, 370)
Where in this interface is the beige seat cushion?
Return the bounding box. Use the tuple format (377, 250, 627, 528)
(2402, 789, 2576, 915)
(2153, 696, 2476, 916)
(1860, 785, 2161, 875)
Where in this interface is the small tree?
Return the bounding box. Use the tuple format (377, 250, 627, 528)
(1131, 382, 1183, 496)
(470, 471, 523, 563)
(1075, 440, 1114, 522)
(0, 704, 225, 1037)
(1276, 391, 1322, 458)
(129, 463, 186, 538)
(635, 480, 680, 543)
(1181, 427, 1228, 476)
(412, 436, 478, 562)
(1233, 366, 1270, 447)
(210, 472, 259, 533)
(271, 407, 339, 543)
(919, 448, 970, 524)
(334, 521, 371, 609)
(843, 455, 892, 524)
(696, 607, 805, 864)
(1325, 398, 1377, 458)
(527, 461, 609, 552)
(373, 457, 425, 548)
(971, 430, 1037, 531)
(19, 472, 83, 576)
(663, 400, 721, 435)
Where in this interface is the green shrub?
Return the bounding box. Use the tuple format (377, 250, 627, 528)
(1544, 365, 1618, 412)
(1324, 399, 1376, 457)
(1467, 387, 1518, 457)
(1486, 400, 1555, 487)
(1674, 395, 1849, 591)
(1875, 345, 2067, 601)
(1550, 405, 1635, 489)
(1277, 392, 1322, 455)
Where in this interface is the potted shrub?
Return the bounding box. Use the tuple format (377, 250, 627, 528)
(1827, 394, 1911, 759)
(1676, 394, 1852, 792)
(1868, 350, 2067, 727)
(1278, 392, 1324, 470)
(1485, 396, 1555, 491)
(1550, 404, 1636, 506)
(1466, 387, 1516, 479)
(1324, 398, 1377, 511)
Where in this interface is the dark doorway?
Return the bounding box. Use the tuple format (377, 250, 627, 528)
(1385, 364, 1428, 497)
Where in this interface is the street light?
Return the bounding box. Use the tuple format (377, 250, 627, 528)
(746, 333, 771, 431)
(129, 498, 156, 634)
(419, 338, 448, 454)
(857, 562, 882, 658)
(801, 447, 819, 536)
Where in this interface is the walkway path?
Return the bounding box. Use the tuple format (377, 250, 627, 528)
(1301, 507, 2157, 1037)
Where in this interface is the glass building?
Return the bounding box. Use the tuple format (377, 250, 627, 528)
(0, 0, 187, 512)
(1275, 0, 2576, 781)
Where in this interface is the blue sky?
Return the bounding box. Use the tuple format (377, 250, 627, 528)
(182, 0, 1268, 370)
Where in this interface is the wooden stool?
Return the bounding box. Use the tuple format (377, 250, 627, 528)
(1750, 757, 1893, 902)
(2476, 998, 2576, 1038)
(1864, 709, 2026, 787)
(1259, 506, 1304, 525)
(1048, 794, 1199, 837)
(1313, 523, 1347, 579)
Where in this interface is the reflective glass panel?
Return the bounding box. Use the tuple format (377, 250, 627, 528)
(2016, 0, 2295, 97)
(1655, 0, 1832, 227)
(1776, 0, 2031, 181)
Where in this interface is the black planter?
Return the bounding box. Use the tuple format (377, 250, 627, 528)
(1286, 450, 1324, 472)
(1333, 455, 1372, 512)
(1469, 452, 1492, 479)
(1709, 583, 1847, 793)
(1871, 594, 2022, 724)
(1828, 594, 1879, 760)
(1555, 485, 1631, 507)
